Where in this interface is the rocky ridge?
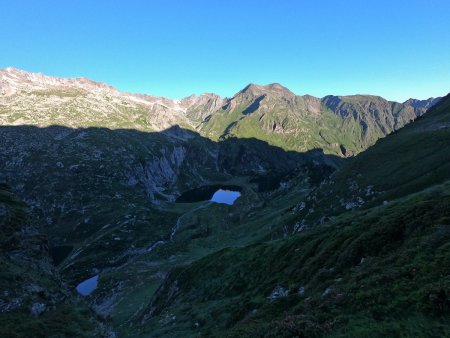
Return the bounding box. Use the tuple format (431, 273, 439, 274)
(0, 67, 441, 156)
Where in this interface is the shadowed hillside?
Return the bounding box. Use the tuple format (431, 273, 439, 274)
(0, 124, 339, 336)
(0, 185, 112, 337)
(135, 94, 450, 337)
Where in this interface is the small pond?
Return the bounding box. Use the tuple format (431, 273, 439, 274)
(210, 189, 241, 205)
(176, 184, 242, 203)
(76, 275, 99, 296)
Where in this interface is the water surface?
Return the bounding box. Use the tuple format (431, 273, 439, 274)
(76, 275, 98, 296)
(210, 189, 241, 205)
(176, 185, 241, 203)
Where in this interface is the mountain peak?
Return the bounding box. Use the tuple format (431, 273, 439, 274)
(238, 82, 295, 97)
(266, 82, 289, 91)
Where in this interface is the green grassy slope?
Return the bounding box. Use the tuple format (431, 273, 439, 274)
(92, 162, 334, 335)
(136, 95, 450, 337)
(298, 93, 450, 225)
(139, 178, 450, 338)
(197, 88, 438, 156)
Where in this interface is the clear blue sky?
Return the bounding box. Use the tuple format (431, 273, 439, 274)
(1, 0, 449, 101)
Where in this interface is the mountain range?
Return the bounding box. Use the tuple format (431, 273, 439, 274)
(0, 67, 440, 156)
(0, 68, 448, 337)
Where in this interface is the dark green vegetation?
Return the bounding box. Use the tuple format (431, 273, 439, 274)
(141, 183, 450, 337)
(0, 68, 448, 337)
(0, 186, 109, 337)
(0, 124, 336, 336)
(136, 94, 450, 337)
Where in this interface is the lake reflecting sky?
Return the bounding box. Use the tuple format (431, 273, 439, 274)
(210, 189, 241, 205)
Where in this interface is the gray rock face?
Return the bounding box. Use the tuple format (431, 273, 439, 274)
(321, 94, 439, 145)
(0, 298, 22, 313)
(403, 97, 442, 109)
(181, 93, 225, 122)
(31, 302, 46, 316)
(130, 146, 187, 203)
(0, 67, 116, 96)
(268, 286, 289, 300)
(322, 287, 332, 297)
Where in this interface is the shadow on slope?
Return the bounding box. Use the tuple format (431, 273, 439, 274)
(0, 123, 340, 279)
(0, 185, 107, 337)
(138, 94, 450, 337)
